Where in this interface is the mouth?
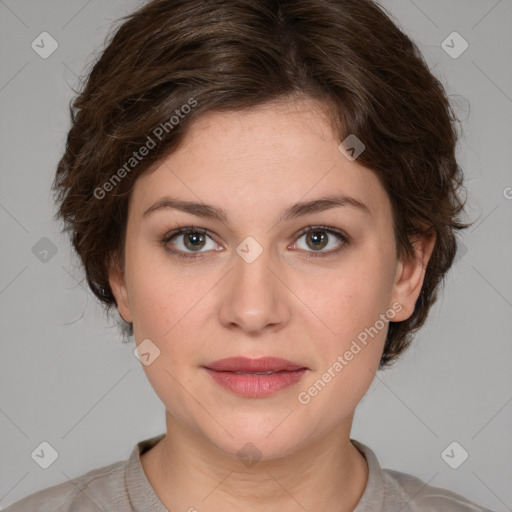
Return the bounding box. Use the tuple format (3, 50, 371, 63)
(204, 356, 307, 373)
(203, 357, 308, 398)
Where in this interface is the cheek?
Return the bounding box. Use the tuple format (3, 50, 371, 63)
(295, 258, 394, 345)
(291, 253, 394, 412)
(128, 263, 207, 420)
(295, 272, 389, 421)
(127, 254, 215, 384)
(126, 243, 206, 338)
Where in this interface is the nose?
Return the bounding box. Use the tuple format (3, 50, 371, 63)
(217, 245, 291, 336)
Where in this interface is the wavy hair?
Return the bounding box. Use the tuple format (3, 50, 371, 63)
(52, 0, 472, 368)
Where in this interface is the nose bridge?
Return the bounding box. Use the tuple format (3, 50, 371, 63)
(234, 241, 274, 293)
(218, 238, 289, 333)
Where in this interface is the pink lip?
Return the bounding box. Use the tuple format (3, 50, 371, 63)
(203, 357, 307, 398)
(205, 357, 306, 372)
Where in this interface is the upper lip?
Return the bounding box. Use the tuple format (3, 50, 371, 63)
(204, 357, 307, 372)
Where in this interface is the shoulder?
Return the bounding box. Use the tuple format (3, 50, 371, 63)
(381, 467, 496, 511)
(351, 439, 495, 512)
(2, 459, 129, 512)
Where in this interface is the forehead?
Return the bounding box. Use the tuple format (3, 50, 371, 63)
(129, 98, 392, 225)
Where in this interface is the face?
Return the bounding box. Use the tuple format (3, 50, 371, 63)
(109, 97, 433, 460)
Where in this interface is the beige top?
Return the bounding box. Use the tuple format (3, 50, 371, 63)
(3, 434, 494, 511)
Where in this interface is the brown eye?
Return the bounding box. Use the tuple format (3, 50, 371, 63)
(305, 230, 329, 251)
(182, 231, 207, 251)
(162, 227, 219, 259)
(292, 226, 349, 257)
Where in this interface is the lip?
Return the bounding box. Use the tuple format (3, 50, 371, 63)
(203, 357, 308, 398)
(205, 357, 306, 372)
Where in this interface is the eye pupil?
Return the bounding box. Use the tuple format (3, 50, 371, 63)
(184, 232, 205, 250)
(307, 231, 328, 250)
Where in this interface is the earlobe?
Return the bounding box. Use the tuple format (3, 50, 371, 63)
(390, 231, 436, 322)
(107, 254, 133, 323)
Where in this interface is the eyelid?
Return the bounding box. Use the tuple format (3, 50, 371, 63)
(293, 225, 349, 242)
(289, 225, 349, 257)
(161, 226, 220, 258)
(161, 225, 349, 259)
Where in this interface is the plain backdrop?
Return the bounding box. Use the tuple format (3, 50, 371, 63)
(1, 0, 511, 510)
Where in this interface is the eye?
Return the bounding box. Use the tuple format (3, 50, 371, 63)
(161, 225, 349, 260)
(161, 226, 220, 259)
(290, 226, 349, 257)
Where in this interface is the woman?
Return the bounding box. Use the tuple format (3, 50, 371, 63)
(5, 0, 494, 510)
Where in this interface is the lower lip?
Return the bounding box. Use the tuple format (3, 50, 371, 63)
(204, 368, 307, 398)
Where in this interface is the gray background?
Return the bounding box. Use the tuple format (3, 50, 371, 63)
(1, 0, 511, 510)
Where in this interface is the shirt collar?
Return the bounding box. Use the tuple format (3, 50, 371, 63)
(351, 438, 386, 511)
(125, 434, 385, 512)
(125, 433, 168, 512)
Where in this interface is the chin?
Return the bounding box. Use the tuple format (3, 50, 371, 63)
(193, 412, 311, 464)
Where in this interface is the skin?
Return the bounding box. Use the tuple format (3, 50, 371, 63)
(109, 96, 435, 512)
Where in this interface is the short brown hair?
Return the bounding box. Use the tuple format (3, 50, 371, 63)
(52, 0, 471, 368)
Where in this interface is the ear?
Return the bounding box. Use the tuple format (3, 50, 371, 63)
(107, 253, 133, 323)
(390, 230, 436, 322)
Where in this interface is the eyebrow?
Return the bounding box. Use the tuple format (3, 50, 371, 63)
(142, 194, 371, 224)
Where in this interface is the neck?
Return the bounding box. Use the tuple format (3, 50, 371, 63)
(141, 411, 368, 512)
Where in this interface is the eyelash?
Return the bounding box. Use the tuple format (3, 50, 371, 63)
(160, 225, 350, 261)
